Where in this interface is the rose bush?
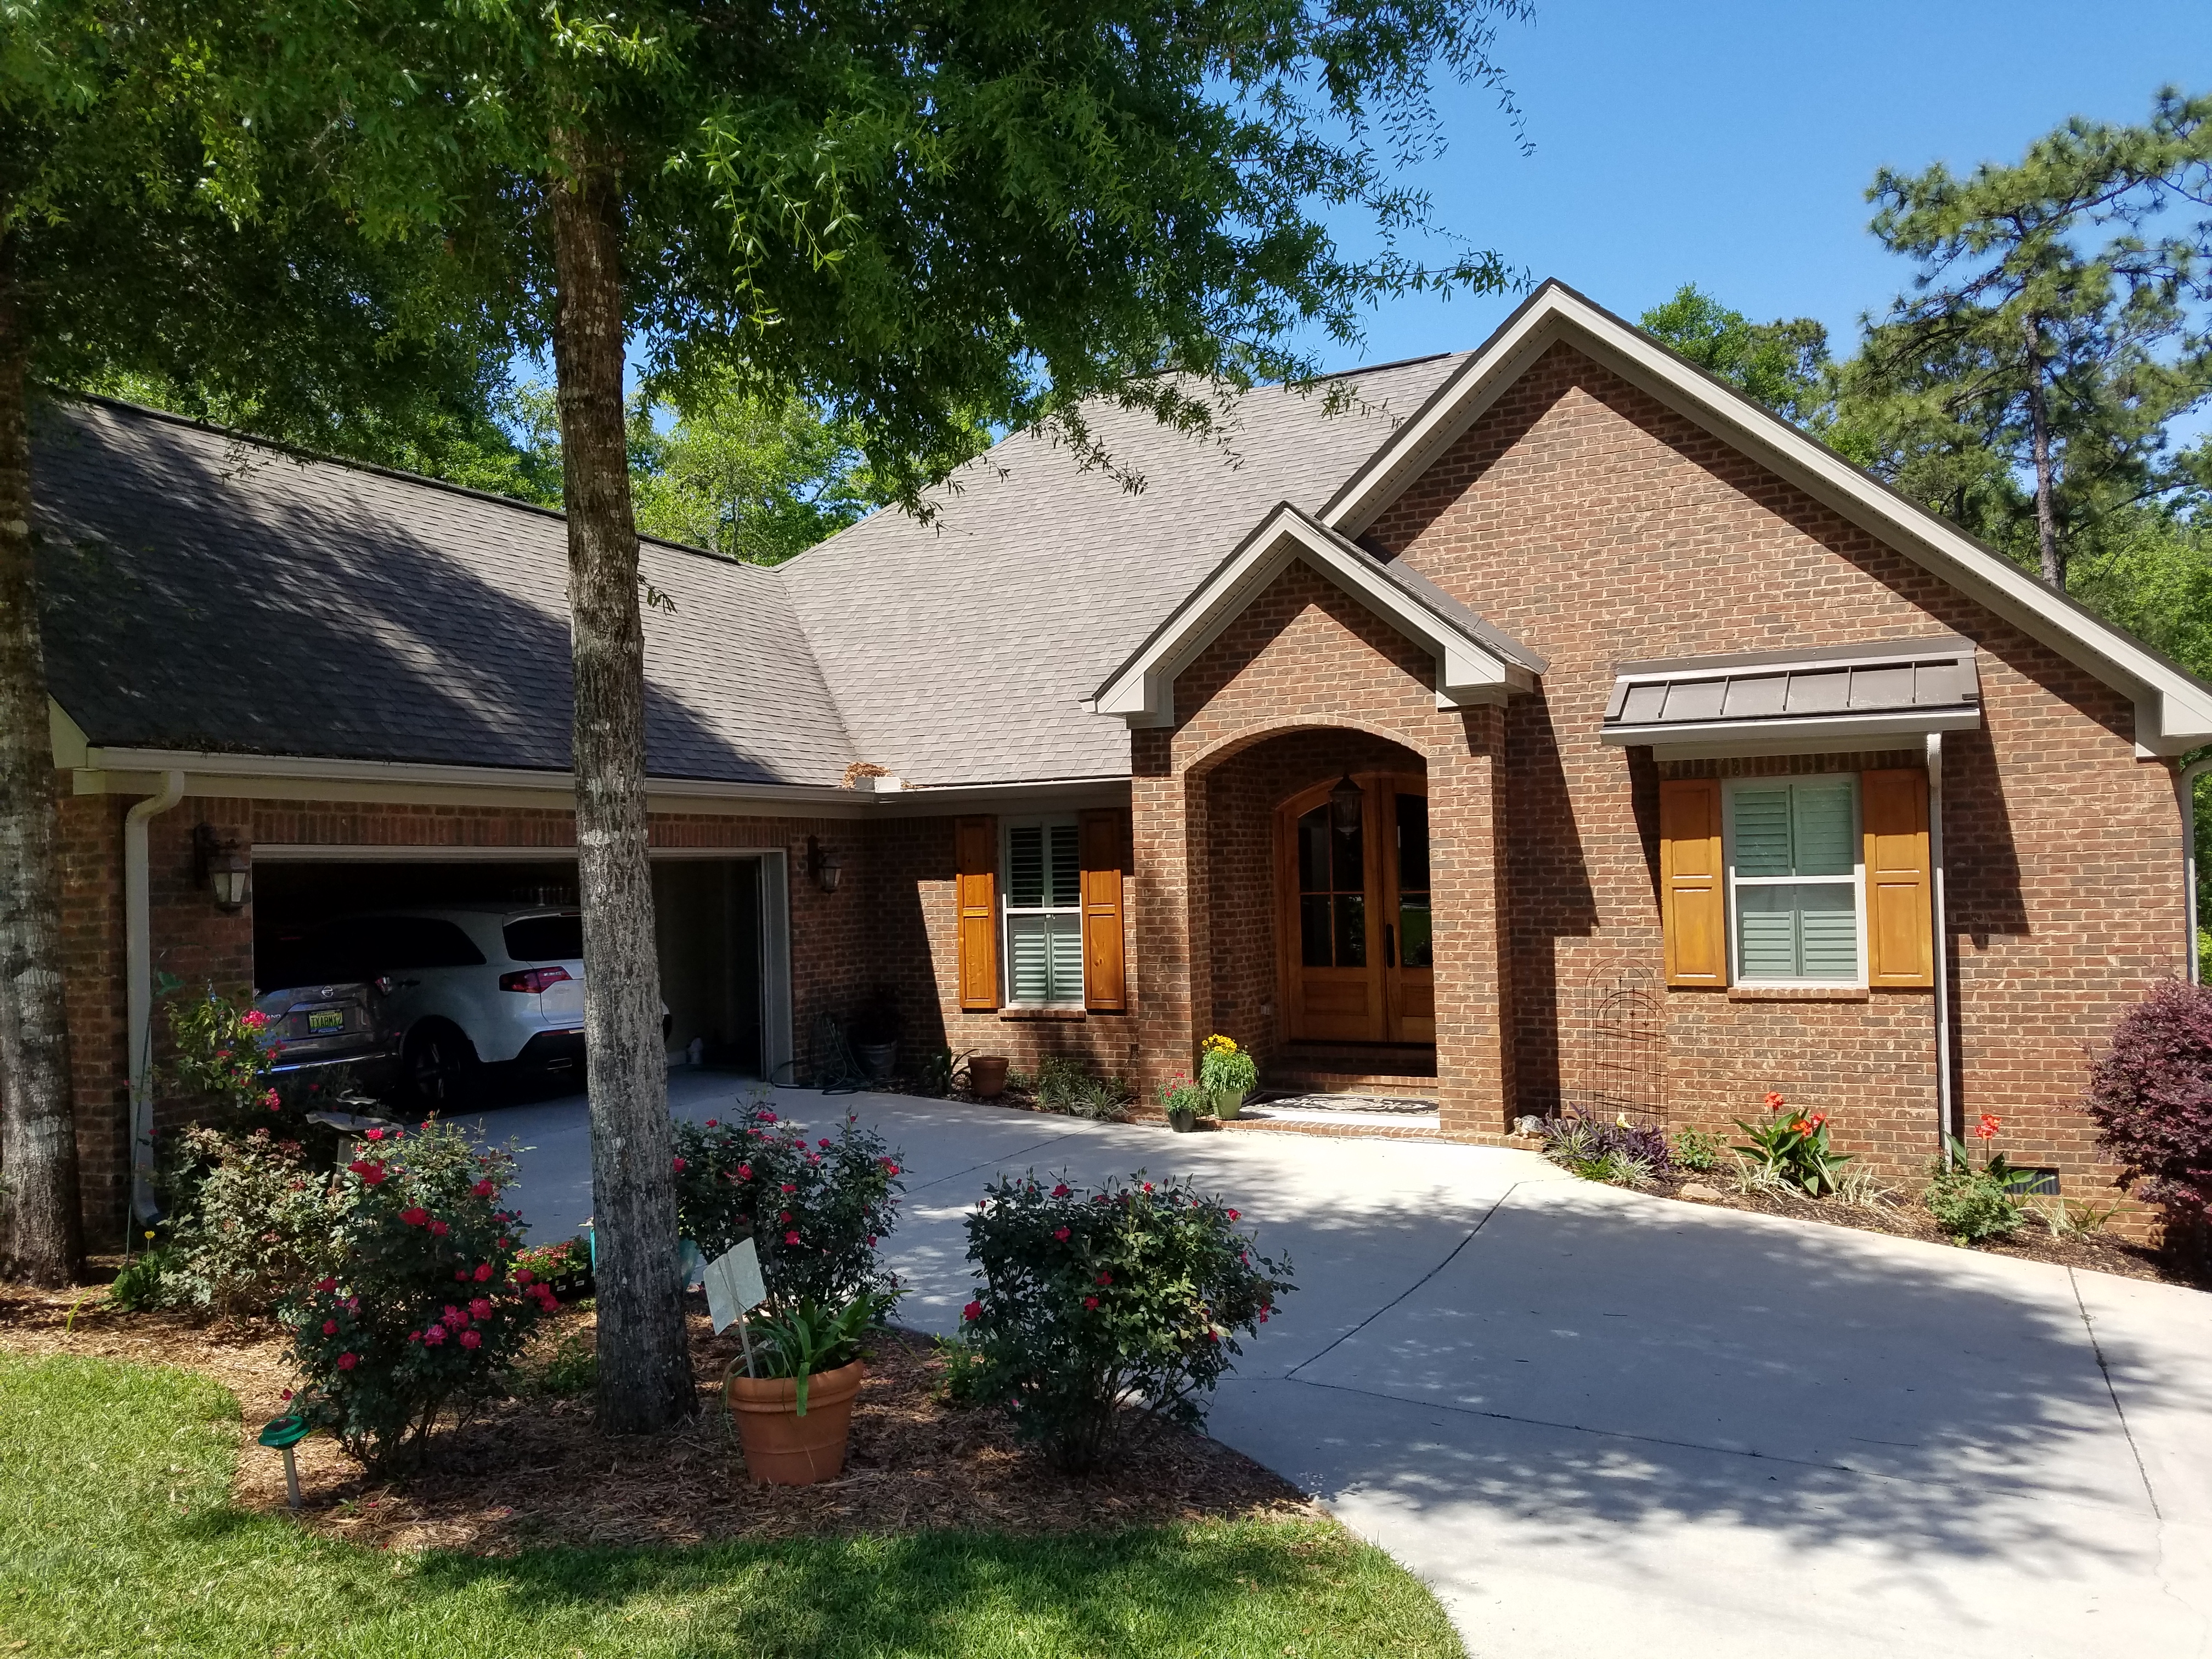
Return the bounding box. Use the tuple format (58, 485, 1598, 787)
(139, 1126, 351, 1316)
(946, 1170, 1293, 1472)
(669, 1097, 904, 1310)
(284, 1121, 552, 1469)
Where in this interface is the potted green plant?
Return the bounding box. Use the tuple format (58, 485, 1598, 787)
(1199, 1034, 1259, 1122)
(849, 988, 902, 1082)
(1157, 1073, 1203, 1132)
(724, 1290, 894, 1485)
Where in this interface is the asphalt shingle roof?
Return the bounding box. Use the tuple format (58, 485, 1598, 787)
(31, 398, 856, 786)
(31, 358, 1473, 789)
(780, 356, 1470, 786)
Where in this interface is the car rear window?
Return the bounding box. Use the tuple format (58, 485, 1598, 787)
(504, 913, 584, 962)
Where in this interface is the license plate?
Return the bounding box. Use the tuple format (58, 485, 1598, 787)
(306, 1009, 346, 1032)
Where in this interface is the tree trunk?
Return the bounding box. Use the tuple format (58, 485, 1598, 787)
(547, 150, 693, 1431)
(2024, 311, 2062, 590)
(0, 227, 86, 1285)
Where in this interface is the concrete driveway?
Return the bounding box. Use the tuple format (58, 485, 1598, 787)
(481, 1077, 2212, 1658)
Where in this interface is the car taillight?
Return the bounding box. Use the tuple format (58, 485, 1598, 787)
(499, 966, 572, 994)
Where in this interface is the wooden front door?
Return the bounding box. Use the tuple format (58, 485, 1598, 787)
(1277, 772, 1433, 1045)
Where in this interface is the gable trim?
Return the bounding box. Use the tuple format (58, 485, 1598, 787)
(1321, 280, 2212, 758)
(1087, 501, 1542, 731)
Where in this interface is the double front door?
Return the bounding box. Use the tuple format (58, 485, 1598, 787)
(1277, 771, 1434, 1044)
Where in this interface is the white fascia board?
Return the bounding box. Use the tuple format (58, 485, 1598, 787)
(1323, 283, 2212, 757)
(1089, 505, 1523, 729)
(1601, 707, 1984, 757)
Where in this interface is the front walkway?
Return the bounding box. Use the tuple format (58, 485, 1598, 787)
(486, 1080, 2212, 1658)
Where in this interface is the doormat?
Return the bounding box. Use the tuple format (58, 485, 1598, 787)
(1252, 1092, 1438, 1117)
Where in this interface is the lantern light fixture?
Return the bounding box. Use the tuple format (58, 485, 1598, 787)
(191, 824, 251, 912)
(807, 834, 843, 894)
(1329, 772, 1364, 834)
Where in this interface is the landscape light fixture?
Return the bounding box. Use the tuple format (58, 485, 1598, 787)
(808, 835, 843, 895)
(192, 824, 251, 912)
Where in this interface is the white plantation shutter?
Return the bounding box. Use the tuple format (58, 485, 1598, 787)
(1729, 780, 1861, 983)
(1003, 819, 1085, 1004)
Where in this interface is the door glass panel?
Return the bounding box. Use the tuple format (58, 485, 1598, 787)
(1299, 810, 1331, 892)
(1395, 793, 1430, 891)
(1333, 894, 1367, 967)
(1300, 895, 1333, 966)
(1398, 895, 1432, 967)
(1329, 804, 1364, 891)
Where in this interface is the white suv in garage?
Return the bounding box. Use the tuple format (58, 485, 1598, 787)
(272, 906, 604, 1104)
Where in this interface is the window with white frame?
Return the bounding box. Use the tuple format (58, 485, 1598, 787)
(1725, 776, 1863, 984)
(1003, 818, 1084, 1005)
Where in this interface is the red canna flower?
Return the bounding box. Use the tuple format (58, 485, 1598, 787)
(1976, 1113, 2002, 1141)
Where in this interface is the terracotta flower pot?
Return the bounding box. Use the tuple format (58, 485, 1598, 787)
(725, 1359, 866, 1485)
(969, 1054, 1010, 1098)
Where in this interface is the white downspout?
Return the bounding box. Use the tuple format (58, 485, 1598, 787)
(125, 771, 187, 1226)
(2181, 758, 2212, 985)
(1926, 735, 1955, 1166)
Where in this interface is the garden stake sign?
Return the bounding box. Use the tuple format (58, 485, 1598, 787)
(257, 1414, 311, 1508)
(703, 1237, 768, 1379)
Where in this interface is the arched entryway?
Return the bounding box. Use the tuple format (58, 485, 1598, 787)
(1276, 771, 1432, 1044)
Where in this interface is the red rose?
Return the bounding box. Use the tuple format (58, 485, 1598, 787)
(407, 1330, 421, 1344)
(469, 1297, 493, 1321)
(455, 1269, 471, 1282)
(459, 1329, 483, 1350)
(515, 1269, 534, 1285)
(758, 1109, 777, 1123)
(706, 1119, 718, 1128)
(1096, 1271, 1112, 1286)
(962, 1300, 982, 1322)
(736, 1163, 752, 1180)
(321, 1319, 338, 1335)
(430, 1220, 449, 1237)
(1083, 1296, 1099, 1310)
(473, 1178, 496, 1198)
(1227, 1209, 1239, 1221)
(784, 1230, 801, 1245)
(314, 1277, 336, 1292)
(423, 1325, 447, 1346)
(1051, 1184, 1071, 1198)
(337, 1352, 358, 1370)
(473, 1263, 494, 1283)
(1054, 1227, 1070, 1242)
(780, 1183, 796, 1194)
(672, 1157, 687, 1172)
(399, 1207, 429, 1227)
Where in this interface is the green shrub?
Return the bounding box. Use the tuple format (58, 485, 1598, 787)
(285, 1121, 552, 1469)
(1036, 1055, 1133, 1121)
(1925, 1165, 2022, 1244)
(152, 1126, 351, 1317)
(949, 1170, 1293, 1472)
(669, 1097, 904, 1310)
(1672, 1128, 1723, 1172)
(526, 1328, 598, 1397)
(1732, 1093, 1853, 1197)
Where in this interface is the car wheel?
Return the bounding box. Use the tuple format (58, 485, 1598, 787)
(404, 1021, 481, 1108)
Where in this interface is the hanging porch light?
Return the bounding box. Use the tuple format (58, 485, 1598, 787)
(1329, 772, 1364, 834)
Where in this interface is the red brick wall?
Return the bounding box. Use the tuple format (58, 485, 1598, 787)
(55, 785, 127, 1239)
(1364, 341, 2182, 1202)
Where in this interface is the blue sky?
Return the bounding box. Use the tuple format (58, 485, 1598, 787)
(1310, 0, 2212, 372)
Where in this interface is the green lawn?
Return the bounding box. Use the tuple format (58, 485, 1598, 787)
(0, 1352, 1465, 1658)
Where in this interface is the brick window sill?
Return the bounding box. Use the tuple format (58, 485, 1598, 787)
(998, 1005, 1087, 1022)
(1726, 985, 1871, 1002)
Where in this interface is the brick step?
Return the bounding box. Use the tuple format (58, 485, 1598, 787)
(1263, 1071, 1439, 1098)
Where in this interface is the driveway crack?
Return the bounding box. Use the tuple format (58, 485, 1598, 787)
(1285, 1181, 1522, 1380)
(2068, 1266, 2161, 1520)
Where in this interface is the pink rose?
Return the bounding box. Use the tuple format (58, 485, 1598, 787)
(469, 1298, 493, 1321)
(784, 1230, 801, 1246)
(780, 1183, 796, 1194)
(459, 1329, 482, 1350)
(1054, 1227, 1070, 1242)
(261, 1089, 281, 1108)
(1227, 1209, 1239, 1221)
(241, 1009, 269, 1031)
(736, 1163, 753, 1180)
(515, 1269, 534, 1285)
(758, 1109, 777, 1123)
(423, 1325, 447, 1346)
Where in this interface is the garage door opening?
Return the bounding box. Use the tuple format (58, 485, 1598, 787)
(253, 850, 786, 1099)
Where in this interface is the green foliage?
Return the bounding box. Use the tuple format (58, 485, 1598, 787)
(748, 1291, 898, 1415)
(166, 990, 283, 1122)
(1671, 1128, 1723, 1173)
(1731, 1097, 1854, 1198)
(1851, 88, 2212, 590)
(1, 1352, 1466, 1659)
(1156, 1073, 1206, 1118)
(1034, 1056, 1133, 1121)
(669, 1098, 904, 1310)
(1924, 1164, 2024, 1245)
(1199, 1034, 1261, 1101)
(524, 1328, 598, 1398)
(1639, 285, 1833, 425)
(153, 1125, 350, 1317)
(951, 1170, 1292, 1473)
(106, 1245, 173, 1312)
(284, 1121, 552, 1469)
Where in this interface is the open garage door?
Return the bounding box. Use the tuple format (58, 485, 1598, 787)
(252, 848, 789, 1098)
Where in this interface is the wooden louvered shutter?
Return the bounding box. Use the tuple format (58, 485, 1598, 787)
(955, 816, 1000, 1011)
(1079, 809, 1127, 1012)
(1862, 768, 1933, 987)
(1659, 778, 1728, 987)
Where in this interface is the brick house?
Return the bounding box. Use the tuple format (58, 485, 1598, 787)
(30, 280, 2212, 1238)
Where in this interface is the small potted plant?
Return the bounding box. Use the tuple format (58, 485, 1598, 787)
(1199, 1034, 1259, 1122)
(1157, 1073, 1203, 1133)
(849, 989, 901, 1083)
(725, 1290, 895, 1485)
(967, 1054, 1011, 1099)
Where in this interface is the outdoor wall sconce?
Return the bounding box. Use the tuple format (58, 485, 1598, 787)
(192, 824, 252, 912)
(807, 835, 843, 895)
(1329, 772, 1365, 834)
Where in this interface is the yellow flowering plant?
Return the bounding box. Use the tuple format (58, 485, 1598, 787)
(1198, 1034, 1258, 1102)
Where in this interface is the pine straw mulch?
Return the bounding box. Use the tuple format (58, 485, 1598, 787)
(0, 1279, 1318, 1556)
(1640, 1170, 2210, 1288)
